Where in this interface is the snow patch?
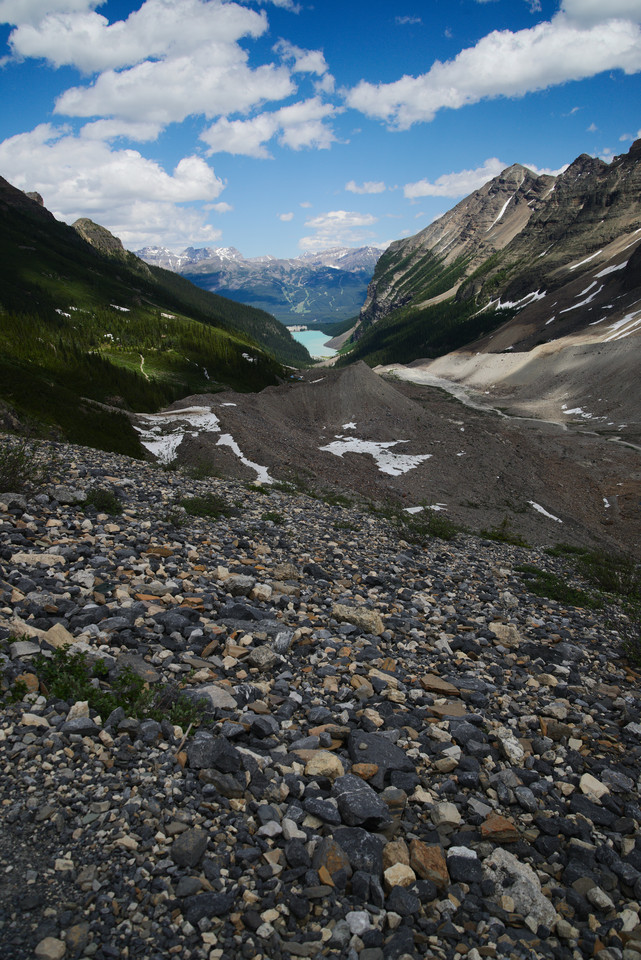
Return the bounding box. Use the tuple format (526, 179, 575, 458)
(568, 250, 602, 271)
(342, 422, 357, 430)
(134, 406, 221, 464)
(528, 502, 562, 523)
(497, 290, 546, 310)
(487, 195, 513, 232)
(216, 434, 272, 485)
(559, 285, 603, 314)
(320, 437, 431, 477)
(110, 304, 130, 312)
(595, 261, 628, 278)
(604, 307, 641, 341)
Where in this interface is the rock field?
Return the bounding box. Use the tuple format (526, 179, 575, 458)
(1, 439, 640, 960)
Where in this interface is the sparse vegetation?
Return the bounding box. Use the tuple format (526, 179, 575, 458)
(0, 437, 47, 492)
(262, 510, 284, 524)
(29, 646, 207, 728)
(516, 564, 601, 609)
(179, 492, 233, 519)
(480, 516, 529, 547)
(83, 486, 123, 515)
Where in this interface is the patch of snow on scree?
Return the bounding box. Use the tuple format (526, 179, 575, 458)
(319, 437, 431, 476)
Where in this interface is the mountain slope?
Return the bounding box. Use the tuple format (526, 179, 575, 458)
(137, 244, 383, 325)
(342, 140, 641, 367)
(0, 176, 302, 454)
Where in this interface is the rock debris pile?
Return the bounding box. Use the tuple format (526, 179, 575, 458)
(1, 440, 640, 960)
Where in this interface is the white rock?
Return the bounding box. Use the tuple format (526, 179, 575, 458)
(579, 773, 609, 802)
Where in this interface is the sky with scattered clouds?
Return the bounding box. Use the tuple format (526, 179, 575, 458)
(1, 0, 640, 257)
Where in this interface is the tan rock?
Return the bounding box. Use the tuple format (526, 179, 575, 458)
(304, 751, 345, 781)
(35, 937, 66, 960)
(579, 773, 609, 802)
(21, 713, 50, 728)
(384, 862, 417, 890)
(420, 674, 461, 697)
(383, 839, 410, 870)
(409, 840, 449, 889)
(15, 672, 39, 693)
(332, 603, 384, 636)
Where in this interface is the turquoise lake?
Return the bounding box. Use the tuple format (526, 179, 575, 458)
(291, 329, 337, 358)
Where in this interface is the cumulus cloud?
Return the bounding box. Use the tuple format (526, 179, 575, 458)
(201, 98, 337, 157)
(346, 11, 641, 129)
(404, 158, 507, 199)
(6, 0, 268, 73)
(278, 212, 294, 221)
(299, 209, 378, 251)
(0, 124, 225, 248)
(345, 179, 386, 194)
(273, 38, 328, 75)
(0, 0, 101, 27)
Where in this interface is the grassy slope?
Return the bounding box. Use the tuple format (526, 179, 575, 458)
(0, 180, 299, 454)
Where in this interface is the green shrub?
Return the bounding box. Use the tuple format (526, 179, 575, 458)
(32, 646, 206, 728)
(84, 486, 123, 515)
(262, 510, 284, 524)
(516, 564, 601, 609)
(180, 492, 232, 519)
(0, 437, 47, 492)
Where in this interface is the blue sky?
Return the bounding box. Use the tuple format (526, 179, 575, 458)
(1, 0, 640, 257)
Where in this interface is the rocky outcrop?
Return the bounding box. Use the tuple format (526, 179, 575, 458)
(358, 164, 553, 328)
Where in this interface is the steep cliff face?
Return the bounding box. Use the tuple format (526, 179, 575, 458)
(359, 164, 554, 328)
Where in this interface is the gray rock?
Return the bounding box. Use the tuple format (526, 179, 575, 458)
(483, 847, 556, 931)
(171, 827, 208, 867)
(333, 774, 390, 828)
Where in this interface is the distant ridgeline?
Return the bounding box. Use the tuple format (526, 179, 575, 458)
(338, 140, 641, 367)
(136, 245, 383, 326)
(0, 176, 309, 456)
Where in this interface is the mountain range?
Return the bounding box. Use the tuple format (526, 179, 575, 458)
(136, 244, 383, 326)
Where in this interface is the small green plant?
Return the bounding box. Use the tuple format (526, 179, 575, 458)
(32, 646, 206, 728)
(84, 486, 123, 515)
(4, 677, 28, 703)
(480, 516, 529, 547)
(578, 549, 641, 599)
(186, 462, 222, 480)
(262, 510, 284, 524)
(0, 437, 47, 492)
(516, 564, 602, 609)
(179, 492, 232, 519)
(400, 509, 459, 543)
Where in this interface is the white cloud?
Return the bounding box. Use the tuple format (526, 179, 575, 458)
(201, 97, 337, 157)
(522, 161, 569, 176)
(0, 0, 100, 27)
(278, 211, 294, 221)
(80, 119, 163, 142)
(395, 16, 422, 25)
(0, 124, 225, 248)
(56, 52, 293, 127)
(299, 209, 378, 251)
(299, 201, 312, 208)
(346, 179, 386, 194)
(620, 128, 641, 139)
(273, 38, 328, 75)
(7, 0, 268, 73)
(404, 158, 507, 199)
(561, 0, 641, 25)
(587, 121, 598, 131)
(209, 201, 233, 213)
(346, 12, 641, 129)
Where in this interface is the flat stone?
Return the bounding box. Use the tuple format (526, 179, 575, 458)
(187, 683, 237, 710)
(420, 674, 461, 697)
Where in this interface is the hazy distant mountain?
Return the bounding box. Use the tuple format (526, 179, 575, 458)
(136, 245, 383, 325)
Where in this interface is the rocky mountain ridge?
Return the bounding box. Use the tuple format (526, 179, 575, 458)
(1, 436, 640, 960)
(348, 141, 641, 364)
(136, 245, 384, 326)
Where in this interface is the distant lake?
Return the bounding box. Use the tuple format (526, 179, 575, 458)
(291, 329, 337, 358)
